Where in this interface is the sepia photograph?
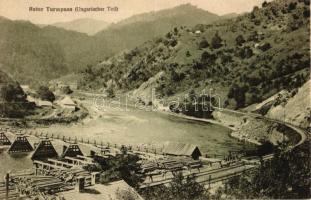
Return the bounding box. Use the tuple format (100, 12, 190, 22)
(0, 0, 310, 199)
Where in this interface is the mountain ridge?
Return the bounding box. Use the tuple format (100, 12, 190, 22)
(105, 3, 219, 28)
(49, 18, 110, 35)
(0, 4, 224, 84)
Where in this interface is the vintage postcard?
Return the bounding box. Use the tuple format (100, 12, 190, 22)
(0, 0, 310, 199)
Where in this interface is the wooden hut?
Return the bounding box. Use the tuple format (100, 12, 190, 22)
(162, 143, 202, 160)
(58, 96, 77, 111)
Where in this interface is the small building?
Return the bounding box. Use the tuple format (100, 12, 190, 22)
(37, 100, 53, 108)
(195, 30, 201, 34)
(58, 96, 77, 111)
(26, 95, 36, 103)
(26, 96, 51, 108)
(195, 30, 201, 36)
(162, 143, 202, 160)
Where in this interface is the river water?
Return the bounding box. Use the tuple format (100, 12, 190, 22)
(0, 101, 251, 177)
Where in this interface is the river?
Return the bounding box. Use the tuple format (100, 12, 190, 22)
(0, 100, 253, 177)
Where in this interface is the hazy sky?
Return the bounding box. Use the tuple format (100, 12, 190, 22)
(0, 0, 269, 24)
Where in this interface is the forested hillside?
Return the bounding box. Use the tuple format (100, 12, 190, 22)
(0, 4, 223, 85)
(94, 4, 221, 51)
(78, 0, 310, 109)
(0, 18, 69, 84)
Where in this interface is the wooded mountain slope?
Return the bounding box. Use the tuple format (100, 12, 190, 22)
(79, 0, 310, 109)
(0, 4, 223, 84)
(0, 18, 69, 84)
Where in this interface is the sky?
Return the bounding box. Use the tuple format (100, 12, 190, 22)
(0, 0, 269, 24)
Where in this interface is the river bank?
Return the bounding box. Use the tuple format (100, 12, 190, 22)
(159, 111, 263, 146)
(149, 99, 298, 146)
(75, 93, 279, 147)
(0, 99, 88, 128)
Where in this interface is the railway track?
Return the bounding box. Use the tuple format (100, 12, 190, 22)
(140, 107, 308, 189)
(140, 162, 256, 189)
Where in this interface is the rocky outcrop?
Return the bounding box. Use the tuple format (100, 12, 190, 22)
(246, 81, 310, 129)
(266, 80, 310, 129)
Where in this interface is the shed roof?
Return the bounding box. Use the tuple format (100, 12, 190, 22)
(162, 143, 201, 156)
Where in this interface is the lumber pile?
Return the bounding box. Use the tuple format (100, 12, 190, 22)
(14, 175, 64, 196)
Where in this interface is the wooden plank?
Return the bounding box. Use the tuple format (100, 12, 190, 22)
(33, 160, 67, 170)
(65, 156, 93, 165)
(47, 158, 75, 167)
